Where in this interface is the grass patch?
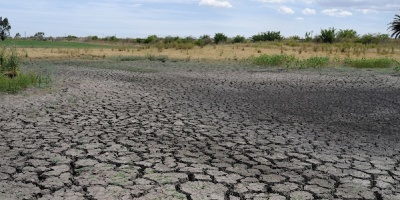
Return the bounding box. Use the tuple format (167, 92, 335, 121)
(251, 54, 296, 68)
(343, 58, 400, 69)
(113, 55, 144, 61)
(0, 72, 51, 94)
(251, 54, 400, 70)
(299, 56, 330, 68)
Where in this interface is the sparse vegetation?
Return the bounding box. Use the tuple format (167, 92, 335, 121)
(0, 46, 51, 93)
(251, 54, 400, 70)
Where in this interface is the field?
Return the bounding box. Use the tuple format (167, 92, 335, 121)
(0, 40, 400, 199)
(1, 39, 398, 62)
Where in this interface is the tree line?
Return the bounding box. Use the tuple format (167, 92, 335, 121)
(1, 14, 400, 44)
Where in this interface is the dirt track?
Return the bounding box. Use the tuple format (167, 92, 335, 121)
(1, 60, 400, 199)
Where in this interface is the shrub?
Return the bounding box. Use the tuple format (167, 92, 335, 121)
(144, 35, 158, 44)
(214, 33, 228, 44)
(233, 35, 245, 43)
(356, 33, 390, 44)
(252, 31, 283, 42)
(319, 27, 336, 43)
(0, 46, 20, 77)
(336, 29, 358, 42)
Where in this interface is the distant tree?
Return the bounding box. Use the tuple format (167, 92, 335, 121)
(319, 27, 336, 43)
(289, 35, 300, 40)
(34, 32, 45, 40)
(356, 33, 389, 44)
(214, 33, 228, 44)
(144, 35, 157, 43)
(388, 14, 400, 39)
(233, 35, 245, 43)
(336, 29, 358, 42)
(15, 33, 21, 39)
(0, 17, 11, 41)
(66, 35, 77, 41)
(195, 35, 212, 46)
(305, 31, 312, 42)
(251, 31, 283, 42)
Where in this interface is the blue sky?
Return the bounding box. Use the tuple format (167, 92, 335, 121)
(1, 0, 399, 38)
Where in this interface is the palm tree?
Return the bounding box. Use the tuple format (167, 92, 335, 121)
(0, 17, 12, 41)
(388, 14, 400, 39)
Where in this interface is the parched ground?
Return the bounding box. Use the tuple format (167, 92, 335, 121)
(1, 60, 400, 200)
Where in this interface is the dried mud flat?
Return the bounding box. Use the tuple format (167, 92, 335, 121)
(1, 60, 400, 200)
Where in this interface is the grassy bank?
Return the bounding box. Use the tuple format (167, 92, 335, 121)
(1, 45, 51, 94)
(251, 54, 400, 70)
(0, 72, 51, 93)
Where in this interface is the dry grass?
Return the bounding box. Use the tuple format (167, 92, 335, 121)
(17, 43, 400, 62)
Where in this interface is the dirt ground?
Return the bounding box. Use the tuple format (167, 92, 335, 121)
(0, 60, 400, 199)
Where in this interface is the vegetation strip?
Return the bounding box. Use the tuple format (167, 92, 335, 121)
(251, 54, 400, 70)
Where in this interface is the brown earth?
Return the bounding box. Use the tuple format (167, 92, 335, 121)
(0, 60, 399, 199)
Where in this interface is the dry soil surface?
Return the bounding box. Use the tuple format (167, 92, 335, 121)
(1, 60, 400, 200)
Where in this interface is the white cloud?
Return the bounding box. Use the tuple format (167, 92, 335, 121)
(357, 9, 378, 14)
(302, 8, 316, 15)
(278, 6, 294, 14)
(199, 0, 232, 8)
(295, 17, 304, 20)
(321, 9, 352, 17)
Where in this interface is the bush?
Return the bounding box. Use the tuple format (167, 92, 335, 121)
(233, 35, 245, 43)
(214, 33, 228, 44)
(144, 35, 158, 44)
(356, 33, 390, 44)
(251, 31, 283, 42)
(319, 28, 336, 43)
(336, 29, 358, 42)
(0, 46, 19, 77)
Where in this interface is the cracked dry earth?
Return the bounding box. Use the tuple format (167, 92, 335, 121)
(1, 61, 400, 200)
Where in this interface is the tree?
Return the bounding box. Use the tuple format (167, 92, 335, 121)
(214, 33, 227, 44)
(388, 14, 400, 39)
(14, 33, 21, 39)
(336, 29, 358, 42)
(0, 17, 12, 41)
(34, 32, 45, 40)
(233, 35, 245, 43)
(251, 31, 283, 42)
(319, 27, 336, 43)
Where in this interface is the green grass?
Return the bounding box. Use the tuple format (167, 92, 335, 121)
(343, 58, 400, 69)
(251, 54, 400, 70)
(1, 39, 111, 49)
(251, 54, 296, 68)
(0, 72, 51, 94)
